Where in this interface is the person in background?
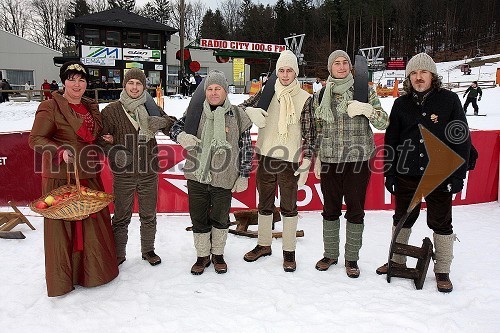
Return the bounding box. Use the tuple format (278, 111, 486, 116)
(41, 79, 52, 100)
(24, 80, 33, 101)
(170, 70, 252, 275)
(98, 68, 175, 267)
(313, 77, 323, 93)
(463, 81, 482, 115)
(28, 61, 119, 297)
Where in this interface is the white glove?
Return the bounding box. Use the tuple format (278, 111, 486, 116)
(177, 131, 201, 150)
(347, 100, 374, 118)
(314, 157, 321, 179)
(62, 149, 74, 163)
(293, 158, 311, 187)
(231, 177, 249, 193)
(245, 107, 268, 128)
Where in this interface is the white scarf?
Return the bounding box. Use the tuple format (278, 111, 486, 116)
(274, 79, 302, 144)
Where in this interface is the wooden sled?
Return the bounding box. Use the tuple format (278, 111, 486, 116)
(387, 237, 434, 290)
(185, 208, 305, 239)
(0, 201, 35, 239)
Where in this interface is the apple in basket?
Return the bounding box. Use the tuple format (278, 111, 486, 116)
(44, 195, 55, 206)
(35, 200, 48, 209)
(97, 192, 106, 198)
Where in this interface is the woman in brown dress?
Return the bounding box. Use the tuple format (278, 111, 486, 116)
(29, 61, 118, 297)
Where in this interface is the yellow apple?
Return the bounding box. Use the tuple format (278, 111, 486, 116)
(44, 195, 55, 206)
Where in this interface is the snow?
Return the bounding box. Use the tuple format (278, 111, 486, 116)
(2, 204, 500, 332)
(1, 57, 500, 332)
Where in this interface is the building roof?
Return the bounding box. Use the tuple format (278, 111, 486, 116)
(65, 8, 177, 35)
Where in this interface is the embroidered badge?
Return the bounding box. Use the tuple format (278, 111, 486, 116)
(430, 114, 438, 123)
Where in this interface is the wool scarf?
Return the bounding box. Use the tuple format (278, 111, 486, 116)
(194, 98, 232, 183)
(315, 73, 354, 123)
(119, 90, 155, 142)
(274, 78, 302, 144)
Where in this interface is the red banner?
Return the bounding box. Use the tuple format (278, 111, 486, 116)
(1, 131, 499, 212)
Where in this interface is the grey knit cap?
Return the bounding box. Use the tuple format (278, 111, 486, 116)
(405, 53, 437, 77)
(327, 50, 352, 76)
(204, 70, 229, 92)
(124, 68, 147, 87)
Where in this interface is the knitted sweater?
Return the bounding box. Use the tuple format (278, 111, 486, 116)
(240, 89, 315, 162)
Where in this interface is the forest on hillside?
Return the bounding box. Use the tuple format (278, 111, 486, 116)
(2, 0, 499, 77)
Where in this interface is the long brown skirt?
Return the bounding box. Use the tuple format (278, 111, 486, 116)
(42, 177, 119, 297)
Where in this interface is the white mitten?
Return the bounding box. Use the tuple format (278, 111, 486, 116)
(177, 131, 201, 150)
(347, 100, 374, 118)
(231, 177, 249, 193)
(293, 158, 312, 187)
(314, 157, 321, 179)
(245, 107, 268, 128)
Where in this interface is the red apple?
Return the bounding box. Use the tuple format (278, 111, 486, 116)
(35, 201, 48, 209)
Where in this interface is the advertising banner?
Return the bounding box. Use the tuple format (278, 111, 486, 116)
(123, 48, 161, 62)
(1, 131, 499, 212)
(81, 45, 122, 59)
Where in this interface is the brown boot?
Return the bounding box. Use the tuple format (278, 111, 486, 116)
(315, 257, 338, 271)
(375, 261, 407, 275)
(345, 260, 360, 278)
(435, 273, 453, 293)
(212, 254, 228, 274)
(117, 256, 126, 266)
(191, 256, 211, 275)
(244, 245, 272, 262)
(142, 251, 161, 266)
(283, 251, 296, 272)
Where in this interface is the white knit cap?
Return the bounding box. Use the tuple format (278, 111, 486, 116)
(327, 50, 352, 76)
(405, 53, 437, 77)
(276, 50, 299, 75)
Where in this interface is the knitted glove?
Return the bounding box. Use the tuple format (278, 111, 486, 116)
(148, 116, 169, 133)
(231, 177, 249, 193)
(444, 177, 464, 194)
(113, 149, 133, 168)
(347, 100, 374, 118)
(245, 107, 268, 128)
(177, 131, 201, 150)
(478, 96, 481, 101)
(293, 158, 312, 187)
(313, 157, 321, 179)
(385, 175, 397, 195)
(62, 149, 74, 163)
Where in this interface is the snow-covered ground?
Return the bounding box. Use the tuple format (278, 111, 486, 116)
(1, 56, 499, 332)
(2, 204, 500, 332)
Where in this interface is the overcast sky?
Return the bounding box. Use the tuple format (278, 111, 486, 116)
(135, 0, 276, 11)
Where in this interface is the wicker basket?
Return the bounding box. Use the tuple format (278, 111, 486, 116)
(29, 162, 114, 221)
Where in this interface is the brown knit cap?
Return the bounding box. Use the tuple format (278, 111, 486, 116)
(123, 68, 146, 87)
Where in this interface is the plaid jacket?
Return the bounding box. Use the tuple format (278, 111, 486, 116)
(313, 86, 388, 163)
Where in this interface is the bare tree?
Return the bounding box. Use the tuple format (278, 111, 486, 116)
(30, 0, 70, 51)
(188, 0, 206, 40)
(0, 0, 32, 37)
(220, 0, 241, 37)
(89, 0, 108, 12)
(170, 0, 206, 40)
